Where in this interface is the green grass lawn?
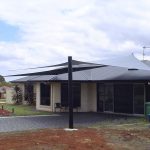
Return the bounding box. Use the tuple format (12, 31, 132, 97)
(0, 99, 6, 102)
(0, 104, 51, 116)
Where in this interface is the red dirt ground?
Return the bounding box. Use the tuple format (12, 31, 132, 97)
(100, 128, 150, 150)
(0, 128, 150, 150)
(0, 109, 12, 116)
(0, 129, 111, 150)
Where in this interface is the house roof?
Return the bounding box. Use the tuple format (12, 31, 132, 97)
(54, 66, 150, 81)
(12, 65, 150, 82)
(10, 54, 150, 83)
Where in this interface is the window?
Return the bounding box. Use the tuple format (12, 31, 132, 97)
(61, 83, 81, 107)
(40, 83, 50, 106)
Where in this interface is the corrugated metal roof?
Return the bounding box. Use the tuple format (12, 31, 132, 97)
(55, 66, 126, 81)
(11, 55, 150, 82)
(109, 69, 150, 80)
(12, 65, 150, 82)
(12, 76, 39, 82)
(56, 66, 150, 81)
(56, 70, 92, 81)
(28, 75, 56, 81)
(12, 75, 57, 82)
(90, 66, 127, 80)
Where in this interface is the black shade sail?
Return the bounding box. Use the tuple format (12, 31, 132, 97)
(5, 63, 105, 77)
(9, 60, 98, 71)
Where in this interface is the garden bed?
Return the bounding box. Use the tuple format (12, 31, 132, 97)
(0, 104, 51, 116)
(0, 109, 12, 116)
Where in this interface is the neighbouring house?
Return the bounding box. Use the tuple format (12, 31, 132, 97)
(0, 86, 15, 104)
(0, 86, 7, 99)
(11, 55, 150, 115)
(5, 87, 16, 104)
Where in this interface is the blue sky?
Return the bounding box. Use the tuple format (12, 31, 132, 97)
(0, 0, 150, 81)
(0, 21, 20, 42)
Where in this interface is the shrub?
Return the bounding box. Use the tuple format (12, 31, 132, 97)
(12, 85, 23, 104)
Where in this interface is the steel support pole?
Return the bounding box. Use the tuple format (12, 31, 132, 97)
(68, 56, 73, 129)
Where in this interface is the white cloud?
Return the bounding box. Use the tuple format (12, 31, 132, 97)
(0, 0, 150, 80)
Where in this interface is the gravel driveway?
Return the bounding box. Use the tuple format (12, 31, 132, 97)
(0, 113, 140, 132)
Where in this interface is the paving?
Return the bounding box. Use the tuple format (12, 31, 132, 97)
(0, 113, 136, 132)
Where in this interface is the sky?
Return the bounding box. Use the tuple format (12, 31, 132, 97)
(0, 0, 150, 81)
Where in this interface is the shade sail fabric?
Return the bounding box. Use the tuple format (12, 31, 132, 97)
(142, 60, 150, 67)
(10, 60, 97, 71)
(6, 65, 104, 77)
(6, 54, 150, 81)
(12, 65, 150, 83)
(93, 54, 150, 71)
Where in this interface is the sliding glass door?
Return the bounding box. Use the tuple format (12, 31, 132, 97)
(133, 84, 144, 114)
(98, 83, 145, 115)
(104, 84, 114, 112)
(114, 84, 133, 114)
(97, 83, 114, 112)
(97, 83, 105, 112)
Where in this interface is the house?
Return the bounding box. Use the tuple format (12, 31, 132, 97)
(0, 86, 7, 99)
(11, 55, 150, 115)
(5, 86, 16, 104)
(0, 86, 15, 103)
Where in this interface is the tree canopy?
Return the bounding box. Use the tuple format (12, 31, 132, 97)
(0, 75, 5, 82)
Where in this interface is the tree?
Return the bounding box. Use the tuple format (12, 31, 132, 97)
(0, 82, 13, 87)
(12, 85, 23, 104)
(0, 75, 5, 82)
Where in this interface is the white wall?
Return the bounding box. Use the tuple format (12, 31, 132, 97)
(81, 83, 97, 112)
(87, 83, 97, 112)
(81, 83, 88, 112)
(34, 82, 97, 112)
(51, 83, 61, 111)
(6, 87, 15, 104)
